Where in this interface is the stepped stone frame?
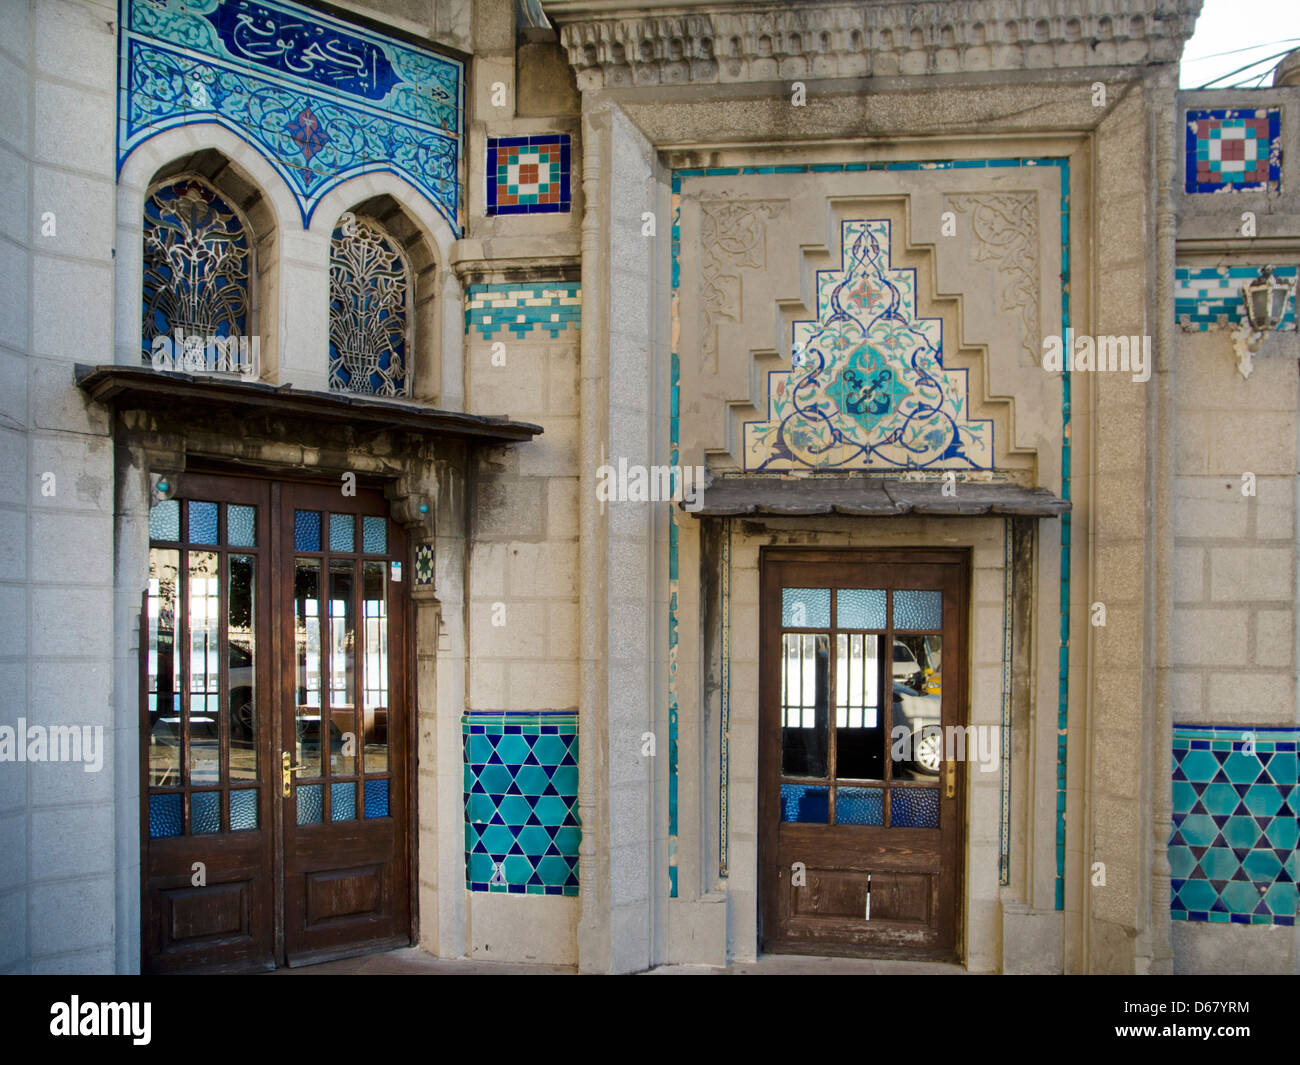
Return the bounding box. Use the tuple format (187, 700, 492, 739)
(550, 0, 1193, 973)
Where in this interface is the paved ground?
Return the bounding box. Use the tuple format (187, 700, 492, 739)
(272, 946, 967, 975)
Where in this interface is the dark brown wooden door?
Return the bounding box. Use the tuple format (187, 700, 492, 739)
(759, 548, 967, 961)
(140, 473, 410, 972)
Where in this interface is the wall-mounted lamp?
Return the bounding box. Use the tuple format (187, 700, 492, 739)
(1232, 265, 1297, 378)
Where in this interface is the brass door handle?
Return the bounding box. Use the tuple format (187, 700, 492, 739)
(945, 760, 956, 799)
(281, 751, 309, 797)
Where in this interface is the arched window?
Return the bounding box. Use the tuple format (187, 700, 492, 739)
(329, 217, 412, 396)
(141, 177, 253, 373)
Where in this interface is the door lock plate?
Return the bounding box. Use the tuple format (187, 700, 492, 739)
(282, 751, 308, 797)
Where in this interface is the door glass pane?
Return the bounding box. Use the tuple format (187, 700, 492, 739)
(188, 500, 219, 545)
(149, 499, 180, 540)
(362, 515, 386, 554)
(328, 560, 356, 776)
(836, 786, 884, 825)
(295, 559, 323, 776)
(363, 561, 389, 773)
(781, 632, 828, 777)
(331, 781, 357, 821)
(149, 793, 182, 838)
(893, 589, 942, 630)
(891, 635, 943, 782)
(297, 783, 323, 825)
(294, 510, 321, 551)
(188, 551, 221, 784)
(147, 548, 181, 787)
(227, 504, 256, 547)
(363, 778, 389, 819)
(230, 789, 258, 831)
(229, 554, 257, 781)
(780, 783, 829, 824)
(837, 588, 886, 629)
(891, 787, 940, 828)
(781, 587, 829, 628)
(329, 513, 355, 552)
(192, 790, 220, 834)
(835, 633, 883, 780)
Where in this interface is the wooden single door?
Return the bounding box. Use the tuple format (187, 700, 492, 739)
(140, 473, 410, 972)
(759, 548, 967, 961)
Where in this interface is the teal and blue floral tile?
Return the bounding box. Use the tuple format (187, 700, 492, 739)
(463, 712, 579, 896)
(1174, 265, 1296, 332)
(1170, 724, 1297, 926)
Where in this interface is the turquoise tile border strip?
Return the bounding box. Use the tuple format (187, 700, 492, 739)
(671, 157, 1070, 908)
(117, 0, 463, 231)
(1175, 265, 1297, 332)
(463, 710, 580, 896)
(719, 518, 731, 878)
(1170, 724, 1298, 925)
(1000, 517, 1013, 885)
(465, 283, 581, 340)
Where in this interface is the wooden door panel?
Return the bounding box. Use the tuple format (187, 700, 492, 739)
(759, 548, 967, 962)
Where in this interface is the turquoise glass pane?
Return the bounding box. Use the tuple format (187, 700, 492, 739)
(363, 516, 386, 554)
(192, 791, 220, 834)
(297, 783, 323, 825)
(188, 500, 218, 544)
(836, 786, 883, 825)
(891, 787, 939, 828)
(782, 588, 830, 628)
(329, 513, 355, 553)
(780, 783, 828, 823)
(149, 793, 182, 838)
(893, 590, 942, 631)
(294, 510, 321, 551)
(838, 589, 886, 629)
(227, 504, 256, 547)
(230, 789, 258, 831)
(364, 778, 390, 818)
(149, 499, 180, 540)
(331, 781, 357, 822)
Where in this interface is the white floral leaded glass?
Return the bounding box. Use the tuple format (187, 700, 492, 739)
(329, 218, 412, 396)
(141, 178, 252, 371)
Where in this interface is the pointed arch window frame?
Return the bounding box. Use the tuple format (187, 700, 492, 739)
(328, 214, 416, 398)
(140, 174, 259, 376)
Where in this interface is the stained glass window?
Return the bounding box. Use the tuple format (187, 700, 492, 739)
(329, 217, 412, 396)
(141, 178, 253, 373)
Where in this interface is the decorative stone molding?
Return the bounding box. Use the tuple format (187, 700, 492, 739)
(547, 0, 1201, 87)
(946, 193, 1041, 363)
(699, 197, 787, 373)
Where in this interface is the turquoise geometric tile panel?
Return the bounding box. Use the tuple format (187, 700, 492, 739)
(465, 283, 581, 340)
(744, 219, 993, 471)
(1175, 265, 1297, 332)
(118, 0, 463, 229)
(1170, 724, 1297, 926)
(1185, 108, 1281, 194)
(464, 712, 580, 896)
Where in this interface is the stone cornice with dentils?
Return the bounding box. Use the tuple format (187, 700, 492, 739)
(544, 0, 1204, 87)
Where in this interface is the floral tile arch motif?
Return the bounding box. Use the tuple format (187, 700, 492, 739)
(744, 219, 993, 471)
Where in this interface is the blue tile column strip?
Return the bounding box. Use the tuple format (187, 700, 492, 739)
(670, 157, 1071, 908)
(719, 517, 731, 878)
(463, 711, 580, 896)
(465, 283, 582, 340)
(1170, 724, 1298, 924)
(118, 0, 464, 231)
(1000, 516, 1013, 885)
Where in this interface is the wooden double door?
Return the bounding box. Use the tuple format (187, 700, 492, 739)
(140, 472, 411, 972)
(760, 548, 968, 961)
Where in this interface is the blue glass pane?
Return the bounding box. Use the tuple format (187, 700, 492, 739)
(192, 791, 220, 834)
(891, 787, 940, 828)
(230, 789, 258, 831)
(780, 783, 829, 823)
(294, 510, 321, 551)
(364, 778, 390, 819)
(227, 504, 256, 547)
(297, 784, 323, 825)
(363, 516, 386, 554)
(836, 786, 884, 825)
(188, 501, 218, 544)
(331, 781, 357, 822)
(149, 499, 180, 540)
(893, 590, 942, 631)
(838, 589, 886, 629)
(149, 793, 182, 838)
(782, 588, 830, 628)
(329, 513, 355, 553)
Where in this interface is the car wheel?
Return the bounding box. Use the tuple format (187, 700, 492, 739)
(912, 727, 943, 775)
